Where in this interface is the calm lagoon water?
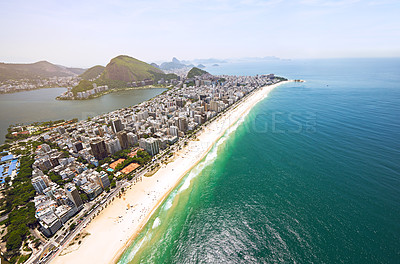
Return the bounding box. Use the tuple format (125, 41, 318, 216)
(0, 88, 166, 143)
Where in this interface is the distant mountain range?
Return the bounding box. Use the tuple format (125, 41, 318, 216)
(189, 58, 227, 64)
(0, 56, 285, 83)
(158, 57, 188, 70)
(160, 56, 285, 65)
(156, 57, 212, 71)
(228, 56, 288, 62)
(0, 61, 85, 81)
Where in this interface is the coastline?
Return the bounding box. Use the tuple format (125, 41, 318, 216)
(0, 86, 66, 95)
(56, 85, 170, 101)
(51, 80, 292, 264)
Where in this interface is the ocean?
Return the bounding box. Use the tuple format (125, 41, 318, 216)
(120, 58, 400, 263)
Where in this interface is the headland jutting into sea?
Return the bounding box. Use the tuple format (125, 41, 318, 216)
(0, 68, 289, 263)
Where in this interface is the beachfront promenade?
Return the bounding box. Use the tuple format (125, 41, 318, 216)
(50, 79, 290, 264)
(10, 73, 285, 264)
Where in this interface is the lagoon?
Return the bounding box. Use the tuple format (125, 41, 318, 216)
(0, 87, 166, 143)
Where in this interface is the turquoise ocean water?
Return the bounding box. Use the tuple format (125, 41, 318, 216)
(118, 58, 400, 263)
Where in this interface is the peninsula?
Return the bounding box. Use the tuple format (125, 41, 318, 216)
(57, 55, 179, 100)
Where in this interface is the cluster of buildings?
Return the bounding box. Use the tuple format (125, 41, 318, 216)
(164, 67, 192, 80)
(33, 181, 83, 236)
(59, 83, 109, 100)
(129, 79, 154, 87)
(58, 78, 181, 100)
(0, 76, 80, 94)
(31, 143, 111, 236)
(156, 78, 179, 85)
(127, 78, 180, 87)
(24, 72, 278, 237)
(48, 72, 278, 164)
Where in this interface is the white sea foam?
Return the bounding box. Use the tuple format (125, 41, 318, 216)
(177, 114, 247, 195)
(163, 197, 173, 211)
(123, 108, 251, 263)
(178, 146, 218, 193)
(178, 175, 192, 193)
(204, 146, 218, 163)
(152, 217, 161, 229)
(120, 234, 147, 264)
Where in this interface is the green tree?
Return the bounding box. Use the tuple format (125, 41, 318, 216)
(48, 171, 64, 186)
(70, 223, 76, 231)
(110, 179, 116, 189)
(108, 174, 114, 182)
(80, 193, 88, 202)
(6, 231, 22, 252)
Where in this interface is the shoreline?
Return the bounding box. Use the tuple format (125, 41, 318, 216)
(51, 80, 292, 264)
(0, 86, 66, 95)
(56, 85, 170, 101)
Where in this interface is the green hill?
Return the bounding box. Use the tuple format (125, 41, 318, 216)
(0, 61, 79, 81)
(71, 79, 94, 95)
(100, 55, 163, 82)
(70, 55, 179, 94)
(93, 55, 178, 88)
(80, 65, 105, 80)
(187, 67, 208, 79)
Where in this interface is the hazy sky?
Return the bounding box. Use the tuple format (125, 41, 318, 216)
(0, 0, 399, 67)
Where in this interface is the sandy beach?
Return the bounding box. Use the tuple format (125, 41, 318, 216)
(51, 80, 290, 264)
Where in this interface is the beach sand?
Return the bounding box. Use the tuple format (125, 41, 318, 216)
(51, 81, 290, 264)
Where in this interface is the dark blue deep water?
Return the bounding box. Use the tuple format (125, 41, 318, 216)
(119, 58, 400, 263)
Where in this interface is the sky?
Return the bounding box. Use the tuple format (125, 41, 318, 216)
(0, 0, 399, 67)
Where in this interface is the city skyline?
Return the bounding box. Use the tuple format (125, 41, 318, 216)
(1, 0, 400, 67)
